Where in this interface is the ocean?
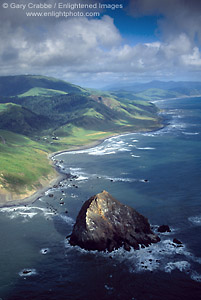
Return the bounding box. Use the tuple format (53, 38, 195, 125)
(0, 96, 201, 300)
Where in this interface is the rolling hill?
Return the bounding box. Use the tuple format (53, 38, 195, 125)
(0, 75, 162, 199)
(0, 75, 86, 97)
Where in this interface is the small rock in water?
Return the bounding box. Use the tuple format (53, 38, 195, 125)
(158, 225, 171, 233)
(173, 238, 182, 245)
(40, 248, 50, 255)
(23, 270, 31, 275)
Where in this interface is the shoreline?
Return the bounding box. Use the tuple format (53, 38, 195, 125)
(0, 132, 120, 208)
(0, 126, 164, 209)
(49, 132, 122, 159)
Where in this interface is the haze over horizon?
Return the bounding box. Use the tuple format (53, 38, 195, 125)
(1, 0, 201, 88)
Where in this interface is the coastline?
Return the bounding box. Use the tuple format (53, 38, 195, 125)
(49, 132, 121, 159)
(2, 92, 196, 208)
(0, 172, 66, 208)
(0, 132, 119, 208)
(0, 125, 164, 209)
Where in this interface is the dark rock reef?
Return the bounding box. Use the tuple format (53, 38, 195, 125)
(69, 190, 160, 252)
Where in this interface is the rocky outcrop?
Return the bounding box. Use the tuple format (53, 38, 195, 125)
(69, 190, 160, 252)
(173, 238, 182, 245)
(158, 225, 171, 233)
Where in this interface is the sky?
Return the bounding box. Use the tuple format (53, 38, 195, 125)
(1, 0, 201, 88)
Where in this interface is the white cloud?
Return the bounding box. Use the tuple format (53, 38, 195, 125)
(181, 47, 201, 67)
(1, 0, 201, 87)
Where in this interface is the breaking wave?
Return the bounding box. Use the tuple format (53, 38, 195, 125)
(0, 205, 55, 220)
(64, 232, 201, 282)
(188, 215, 201, 226)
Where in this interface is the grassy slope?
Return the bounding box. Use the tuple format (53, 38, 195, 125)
(0, 75, 86, 97)
(0, 127, 114, 195)
(0, 103, 51, 135)
(0, 130, 55, 195)
(18, 87, 68, 97)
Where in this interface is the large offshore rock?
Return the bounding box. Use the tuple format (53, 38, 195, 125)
(69, 191, 160, 252)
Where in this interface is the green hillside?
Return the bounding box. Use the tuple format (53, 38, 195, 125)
(0, 103, 52, 135)
(0, 75, 162, 196)
(0, 75, 86, 97)
(18, 87, 68, 97)
(0, 129, 56, 194)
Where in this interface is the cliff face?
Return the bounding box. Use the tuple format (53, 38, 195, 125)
(70, 190, 160, 252)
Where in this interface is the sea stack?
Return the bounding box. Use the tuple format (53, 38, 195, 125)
(69, 190, 160, 252)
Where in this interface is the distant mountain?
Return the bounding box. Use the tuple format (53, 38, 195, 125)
(105, 80, 201, 101)
(104, 80, 201, 93)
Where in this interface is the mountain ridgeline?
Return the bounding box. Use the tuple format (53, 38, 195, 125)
(0, 75, 162, 136)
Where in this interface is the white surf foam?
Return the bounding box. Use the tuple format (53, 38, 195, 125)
(69, 167, 82, 172)
(65, 137, 131, 156)
(135, 147, 155, 150)
(131, 154, 141, 158)
(64, 232, 201, 281)
(40, 248, 50, 255)
(0, 205, 55, 220)
(142, 133, 156, 137)
(191, 271, 201, 282)
(164, 261, 191, 273)
(65, 237, 193, 272)
(69, 168, 89, 181)
(70, 193, 78, 198)
(188, 215, 201, 225)
(106, 176, 137, 183)
(182, 132, 199, 135)
(58, 215, 75, 226)
(75, 175, 88, 181)
(169, 123, 187, 130)
(104, 284, 114, 291)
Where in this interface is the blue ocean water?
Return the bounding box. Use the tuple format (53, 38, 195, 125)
(0, 96, 201, 300)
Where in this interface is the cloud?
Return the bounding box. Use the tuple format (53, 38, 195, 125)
(0, 14, 122, 72)
(129, 0, 201, 44)
(0, 0, 201, 87)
